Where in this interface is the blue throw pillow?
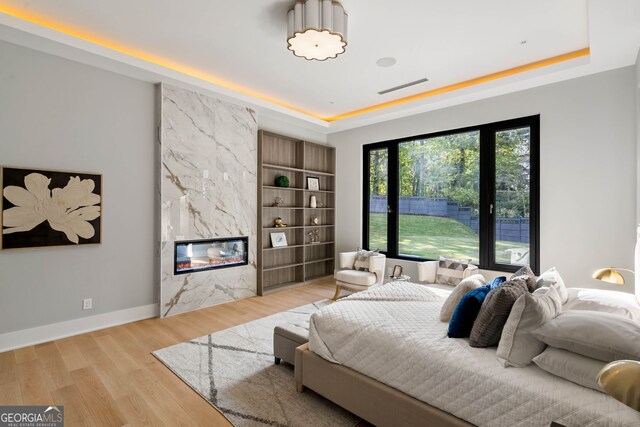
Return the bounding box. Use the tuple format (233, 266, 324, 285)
(487, 276, 507, 290)
(448, 276, 506, 338)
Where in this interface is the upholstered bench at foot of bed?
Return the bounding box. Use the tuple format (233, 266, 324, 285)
(273, 322, 310, 366)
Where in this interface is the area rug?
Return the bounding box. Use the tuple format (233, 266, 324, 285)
(153, 300, 359, 427)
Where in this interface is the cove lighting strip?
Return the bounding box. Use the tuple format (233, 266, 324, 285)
(0, 4, 589, 123)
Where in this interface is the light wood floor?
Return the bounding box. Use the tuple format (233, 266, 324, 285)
(0, 279, 342, 426)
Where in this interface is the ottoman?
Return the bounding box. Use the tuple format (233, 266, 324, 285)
(273, 321, 310, 366)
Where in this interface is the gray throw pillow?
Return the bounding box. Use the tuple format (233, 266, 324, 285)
(469, 278, 529, 347)
(353, 249, 378, 271)
(510, 265, 537, 293)
(496, 285, 562, 367)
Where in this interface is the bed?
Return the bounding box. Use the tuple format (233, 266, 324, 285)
(294, 281, 640, 427)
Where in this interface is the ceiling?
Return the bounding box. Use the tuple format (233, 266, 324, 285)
(0, 0, 638, 131)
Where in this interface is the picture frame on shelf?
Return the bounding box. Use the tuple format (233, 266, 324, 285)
(307, 176, 320, 191)
(391, 265, 403, 279)
(270, 232, 288, 248)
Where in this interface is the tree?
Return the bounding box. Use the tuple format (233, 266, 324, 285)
(372, 127, 530, 218)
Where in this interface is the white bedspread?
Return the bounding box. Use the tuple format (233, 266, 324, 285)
(309, 282, 640, 427)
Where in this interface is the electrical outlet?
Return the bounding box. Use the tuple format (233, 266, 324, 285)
(83, 298, 92, 310)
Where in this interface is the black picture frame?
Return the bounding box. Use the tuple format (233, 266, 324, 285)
(1, 166, 102, 250)
(307, 176, 320, 191)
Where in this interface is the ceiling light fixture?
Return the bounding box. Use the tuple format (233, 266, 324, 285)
(287, 0, 348, 61)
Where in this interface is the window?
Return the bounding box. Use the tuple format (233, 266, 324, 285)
(363, 115, 539, 273)
(367, 147, 389, 252)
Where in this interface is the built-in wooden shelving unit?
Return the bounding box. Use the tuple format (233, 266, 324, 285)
(257, 130, 336, 295)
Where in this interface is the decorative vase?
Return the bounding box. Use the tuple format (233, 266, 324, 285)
(274, 175, 290, 188)
(310, 195, 317, 208)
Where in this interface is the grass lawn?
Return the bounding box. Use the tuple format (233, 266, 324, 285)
(369, 213, 526, 264)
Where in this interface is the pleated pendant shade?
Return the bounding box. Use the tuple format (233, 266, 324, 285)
(287, 0, 348, 61)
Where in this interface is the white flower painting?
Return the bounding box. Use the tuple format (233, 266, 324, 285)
(1, 168, 102, 249)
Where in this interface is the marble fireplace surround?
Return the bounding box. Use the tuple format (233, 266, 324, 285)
(159, 83, 258, 317)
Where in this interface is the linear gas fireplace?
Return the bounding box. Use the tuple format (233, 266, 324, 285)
(174, 237, 249, 275)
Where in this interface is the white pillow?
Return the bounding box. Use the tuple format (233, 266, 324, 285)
(439, 274, 485, 322)
(497, 285, 562, 367)
(536, 267, 568, 304)
(533, 347, 605, 392)
(532, 311, 640, 362)
(564, 288, 640, 322)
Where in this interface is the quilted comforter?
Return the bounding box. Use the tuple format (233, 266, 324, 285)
(308, 282, 640, 427)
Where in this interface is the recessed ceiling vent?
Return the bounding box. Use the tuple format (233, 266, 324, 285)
(378, 78, 429, 95)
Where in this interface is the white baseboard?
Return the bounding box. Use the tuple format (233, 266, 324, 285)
(0, 303, 159, 353)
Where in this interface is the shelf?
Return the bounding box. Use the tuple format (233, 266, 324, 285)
(304, 207, 335, 210)
(263, 244, 304, 251)
(306, 257, 334, 265)
(304, 189, 335, 193)
(263, 185, 304, 192)
(263, 163, 304, 173)
(305, 169, 335, 177)
(263, 262, 304, 272)
(263, 206, 305, 209)
(305, 242, 334, 246)
(263, 226, 304, 230)
(304, 225, 334, 228)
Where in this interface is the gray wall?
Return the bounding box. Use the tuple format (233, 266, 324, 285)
(0, 41, 326, 337)
(330, 67, 638, 293)
(0, 40, 157, 334)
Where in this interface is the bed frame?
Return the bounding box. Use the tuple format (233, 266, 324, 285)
(295, 343, 473, 427)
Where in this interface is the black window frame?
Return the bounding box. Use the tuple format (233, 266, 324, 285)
(362, 115, 540, 274)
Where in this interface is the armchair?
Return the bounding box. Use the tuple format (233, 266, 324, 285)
(418, 260, 479, 284)
(333, 252, 386, 300)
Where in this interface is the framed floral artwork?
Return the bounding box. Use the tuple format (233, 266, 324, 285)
(0, 167, 102, 249)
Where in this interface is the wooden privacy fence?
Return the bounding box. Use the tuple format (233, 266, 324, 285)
(369, 196, 529, 243)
